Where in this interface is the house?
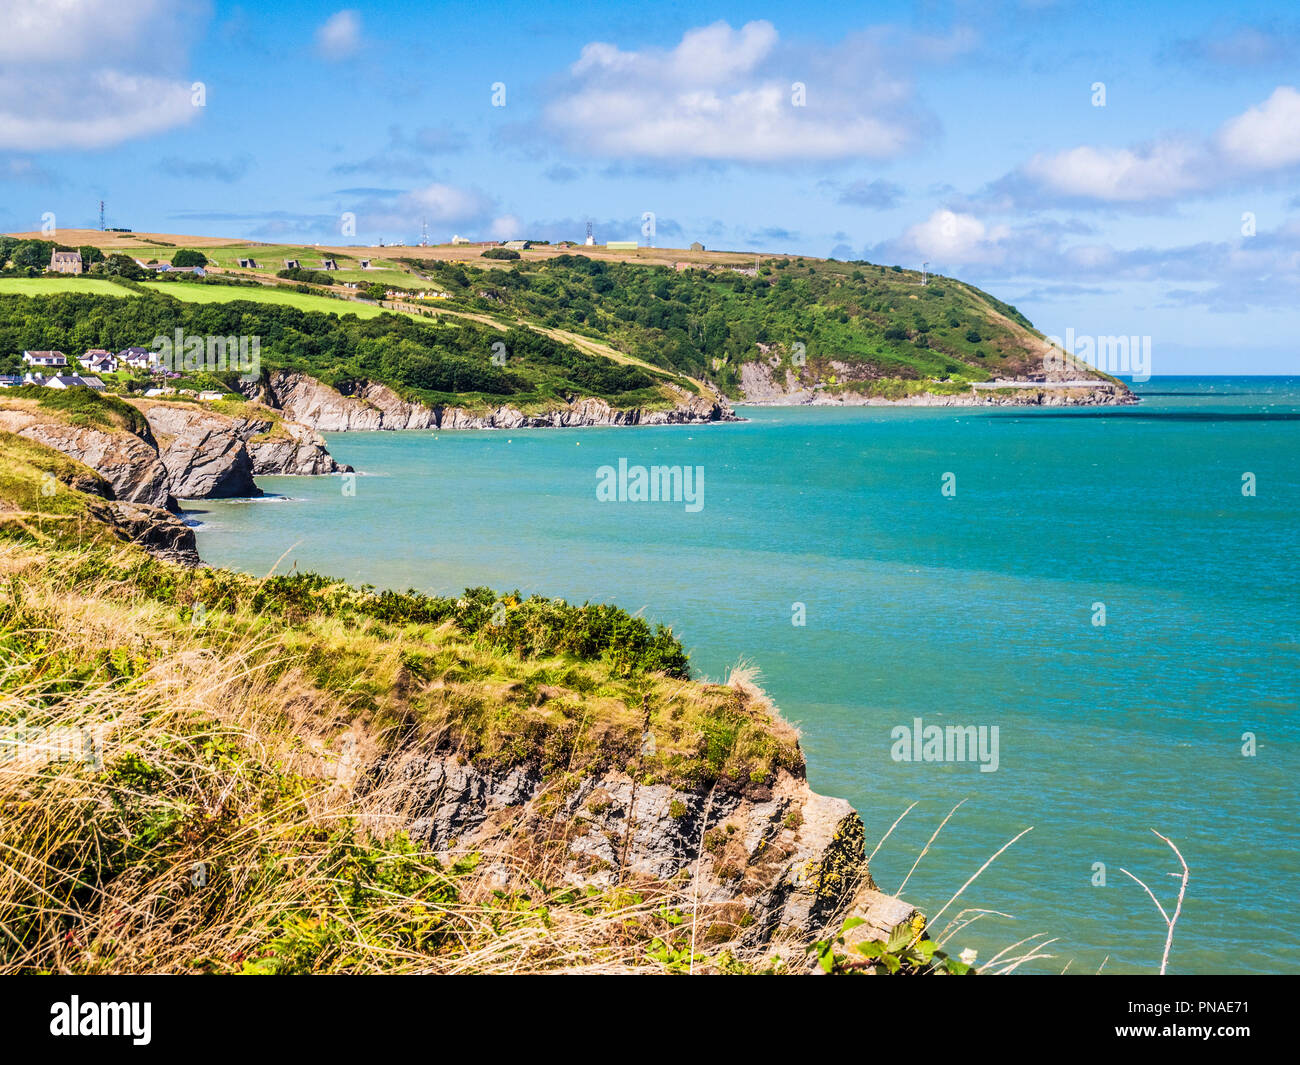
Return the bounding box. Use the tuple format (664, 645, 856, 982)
(237, 258, 260, 269)
(50, 250, 83, 274)
(169, 265, 206, 277)
(0, 374, 22, 388)
(23, 372, 45, 386)
(85, 349, 117, 373)
(319, 259, 339, 270)
(284, 259, 300, 270)
(451, 235, 471, 245)
(23, 350, 67, 368)
(143, 387, 176, 397)
(689, 241, 705, 252)
(117, 347, 155, 370)
(44, 374, 104, 391)
(502, 240, 530, 251)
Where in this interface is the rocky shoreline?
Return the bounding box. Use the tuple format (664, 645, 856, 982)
(737, 359, 1139, 408)
(242, 370, 738, 431)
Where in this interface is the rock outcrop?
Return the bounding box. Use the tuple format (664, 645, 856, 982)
(373, 752, 890, 946)
(0, 411, 172, 508)
(136, 401, 351, 500)
(244, 370, 737, 431)
(93, 499, 200, 566)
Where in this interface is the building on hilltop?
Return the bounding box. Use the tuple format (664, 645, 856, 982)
(689, 241, 705, 251)
(50, 250, 83, 274)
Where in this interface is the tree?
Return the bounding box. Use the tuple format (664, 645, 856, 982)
(172, 249, 208, 267)
(99, 253, 147, 280)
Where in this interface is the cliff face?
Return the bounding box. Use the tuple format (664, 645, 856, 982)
(375, 753, 876, 942)
(244, 370, 736, 431)
(0, 410, 173, 508)
(738, 358, 1138, 407)
(0, 397, 350, 563)
(137, 401, 350, 500)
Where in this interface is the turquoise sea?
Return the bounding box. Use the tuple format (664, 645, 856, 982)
(190, 376, 1299, 974)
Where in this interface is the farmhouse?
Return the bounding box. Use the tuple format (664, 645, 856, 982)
(23, 350, 67, 367)
(49, 250, 83, 274)
(690, 242, 705, 251)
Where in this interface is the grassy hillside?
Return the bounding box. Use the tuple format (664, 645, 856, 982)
(2, 229, 1120, 404)
(0, 434, 812, 974)
(0, 288, 697, 414)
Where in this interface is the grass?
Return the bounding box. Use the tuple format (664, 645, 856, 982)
(0, 386, 149, 435)
(0, 528, 797, 973)
(0, 278, 141, 298)
(141, 281, 392, 319)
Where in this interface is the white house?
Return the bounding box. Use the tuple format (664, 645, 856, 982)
(117, 347, 155, 370)
(23, 350, 68, 368)
(44, 374, 104, 391)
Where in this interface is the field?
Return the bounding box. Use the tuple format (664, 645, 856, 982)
(139, 282, 394, 319)
(0, 277, 140, 297)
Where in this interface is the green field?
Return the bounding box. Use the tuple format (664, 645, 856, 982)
(0, 278, 140, 297)
(141, 282, 393, 319)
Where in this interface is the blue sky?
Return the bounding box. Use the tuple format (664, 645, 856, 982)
(2, 0, 1298, 372)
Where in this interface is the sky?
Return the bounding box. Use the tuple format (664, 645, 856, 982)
(1, 0, 1298, 373)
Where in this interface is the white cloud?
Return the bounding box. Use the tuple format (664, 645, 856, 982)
(894, 210, 1012, 264)
(544, 20, 936, 164)
(1216, 86, 1300, 169)
(347, 182, 499, 235)
(0, 0, 202, 150)
(316, 10, 362, 60)
(488, 214, 524, 240)
(990, 85, 1300, 207)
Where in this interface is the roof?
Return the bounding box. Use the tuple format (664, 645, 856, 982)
(51, 251, 82, 261)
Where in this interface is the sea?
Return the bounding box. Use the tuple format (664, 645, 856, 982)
(189, 376, 1299, 974)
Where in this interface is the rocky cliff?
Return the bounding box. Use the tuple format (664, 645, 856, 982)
(0, 395, 350, 563)
(243, 370, 737, 431)
(136, 400, 351, 499)
(738, 358, 1138, 407)
(0, 409, 173, 508)
(371, 750, 904, 945)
